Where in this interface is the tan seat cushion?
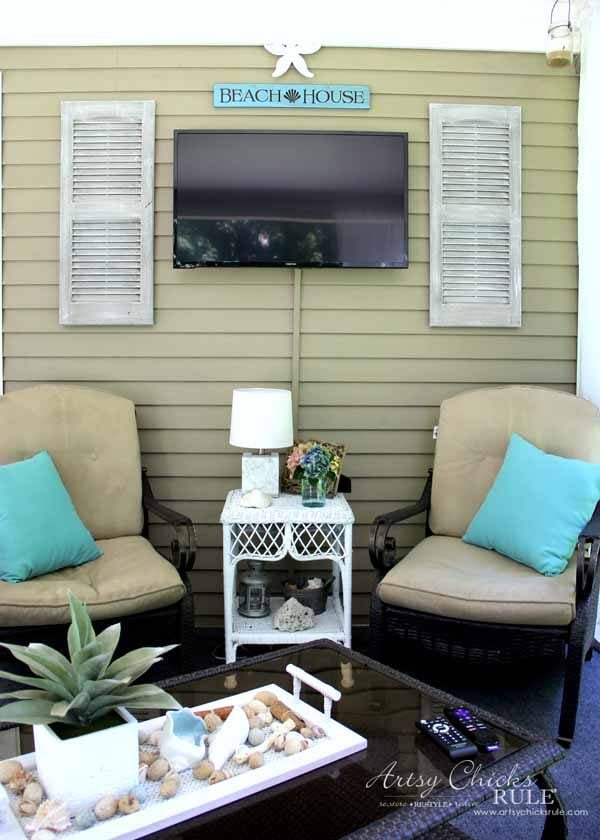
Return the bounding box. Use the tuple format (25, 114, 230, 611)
(430, 385, 600, 538)
(0, 385, 144, 540)
(377, 536, 576, 626)
(0, 536, 186, 626)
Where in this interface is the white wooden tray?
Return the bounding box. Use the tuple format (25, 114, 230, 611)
(0, 679, 367, 840)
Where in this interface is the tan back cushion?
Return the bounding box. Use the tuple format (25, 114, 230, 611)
(430, 385, 600, 538)
(0, 385, 143, 539)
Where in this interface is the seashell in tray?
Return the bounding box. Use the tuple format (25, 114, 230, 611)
(25, 799, 70, 833)
(208, 705, 249, 770)
(160, 708, 208, 772)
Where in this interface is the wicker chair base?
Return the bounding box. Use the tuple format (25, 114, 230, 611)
(373, 602, 566, 667)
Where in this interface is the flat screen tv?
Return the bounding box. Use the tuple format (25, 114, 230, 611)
(173, 130, 408, 269)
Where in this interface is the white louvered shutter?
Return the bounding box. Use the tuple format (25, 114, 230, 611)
(429, 103, 521, 327)
(60, 101, 155, 325)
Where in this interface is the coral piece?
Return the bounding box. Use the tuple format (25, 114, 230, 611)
(138, 750, 155, 766)
(25, 800, 71, 833)
(129, 785, 148, 804)
(160, 708, 207, 772)
(0, 759, 23, 785)
(233, 746, 250, 765)
(208, 770, 233, 785)
(272, 597, 314, 632)
(159, 771, 180, 799)
(74, 810, 96, 831)
(239, 489, 272, 509)
(248, 752, 264, 769)
(192, 760, 215, 781)
(8, 768, 35, 793)
(94, 796, 118, 821)
(147, 757, 170, 781)
(248, 727, 266, 747)
(254, 690, 277, 707)
(118, 794, 140, 815)
(208, 705, 249, 770)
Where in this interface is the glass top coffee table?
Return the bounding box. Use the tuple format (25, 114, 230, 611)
(148, 640, 566, 840)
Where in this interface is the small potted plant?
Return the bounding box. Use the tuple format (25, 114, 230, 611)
(286, 442, 343, 507)
(0, 593, 180, 811)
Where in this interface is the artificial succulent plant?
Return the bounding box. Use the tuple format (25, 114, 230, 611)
(0, 592, 180, 728)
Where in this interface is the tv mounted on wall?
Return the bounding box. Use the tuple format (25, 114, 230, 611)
(173, 130, 408, 269)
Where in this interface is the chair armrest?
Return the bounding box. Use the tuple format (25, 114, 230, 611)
(369, 470, 432, 576)
(576, 502, 600, 601)
(142, 469, 196, 573)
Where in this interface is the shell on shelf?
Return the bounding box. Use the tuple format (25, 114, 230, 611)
(159, 771, 180, 799)
(160, 709, 207, 772)
(254, 690, 278, 707)
(25, 800, 71, 833)
(208, 705, 249, 770)
(118, 794, 140, 815)
(147, 758, 170, 782)
(192, 760, 214, 781)
(239, 489, 272, 509)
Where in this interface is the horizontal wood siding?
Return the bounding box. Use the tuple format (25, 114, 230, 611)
(0, 46, 578, 625)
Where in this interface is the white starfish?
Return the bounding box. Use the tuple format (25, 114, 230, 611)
(264, 42, 322, 78)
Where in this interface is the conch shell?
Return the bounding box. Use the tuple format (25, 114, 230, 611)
(160, 708, 207, 772)
(208, 705, 249, 770)
(25, 799, 70, 833)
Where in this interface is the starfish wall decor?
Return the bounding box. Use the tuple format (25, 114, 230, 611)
(264, 42, 322, 78)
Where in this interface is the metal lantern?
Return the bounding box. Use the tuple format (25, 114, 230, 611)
(238, 560, 271, 618)
(546, 0, 574, 67)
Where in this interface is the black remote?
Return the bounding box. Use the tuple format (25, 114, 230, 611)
(444, 706, 501, 753)
(416, 716, 478, 760)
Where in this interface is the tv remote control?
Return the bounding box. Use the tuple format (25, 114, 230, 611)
(416, 716, 478, 760)
(444, 706, 501, 753)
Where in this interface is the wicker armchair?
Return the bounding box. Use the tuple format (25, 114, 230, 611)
(369, 385, 600, 747)
(0, 385, 196, 665)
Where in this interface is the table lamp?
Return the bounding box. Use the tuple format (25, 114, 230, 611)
(229, 388, 294, 496)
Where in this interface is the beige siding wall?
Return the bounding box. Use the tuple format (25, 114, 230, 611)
(0, 46, 578, 624)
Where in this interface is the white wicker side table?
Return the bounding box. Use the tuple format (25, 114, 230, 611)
(220, 490, 354, 663)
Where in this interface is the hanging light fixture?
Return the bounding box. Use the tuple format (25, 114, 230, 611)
(546, 0, 574, 66)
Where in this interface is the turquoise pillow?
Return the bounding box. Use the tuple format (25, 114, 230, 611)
(0, 451, 102, 583)
(463, 433, 600, 576)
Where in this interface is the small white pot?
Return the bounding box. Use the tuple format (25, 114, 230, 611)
(33, 707, 138, 813)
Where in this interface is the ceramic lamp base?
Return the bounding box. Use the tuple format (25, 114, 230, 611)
(241, 452, 280, 496)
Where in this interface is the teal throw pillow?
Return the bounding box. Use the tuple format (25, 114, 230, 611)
(0, 451, 102, 583)
(463, 433, 600, 576)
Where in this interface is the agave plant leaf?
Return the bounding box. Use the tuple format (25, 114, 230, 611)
(66, 592, 96, 658)
(1, 644, 78, 695)
(76, 652, 111, 684)
(0, 689, 53, 701)
(87, 683, 180, 718)
(0, 699, 65, 726)
(51, 687, 93, 719)
(104, 645, 178, 682)
(81, 678, 130, 700)
(93, 623, 121, 660)
(0, 670, 73, 702)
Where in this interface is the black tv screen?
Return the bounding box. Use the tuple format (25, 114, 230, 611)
(173, 130, 408, 269)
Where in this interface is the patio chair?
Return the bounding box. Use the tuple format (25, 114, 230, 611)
(369, 385, 600, 746)
(0, 385, 195, 663)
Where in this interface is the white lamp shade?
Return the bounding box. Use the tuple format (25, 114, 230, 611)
(230, 388, 294, 450)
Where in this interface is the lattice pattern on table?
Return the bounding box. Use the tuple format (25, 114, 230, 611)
(290, 523, 345, 559)
(229, 523, 287, 559)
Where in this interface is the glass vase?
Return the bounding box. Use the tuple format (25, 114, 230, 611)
(301, 475, 327, 508)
